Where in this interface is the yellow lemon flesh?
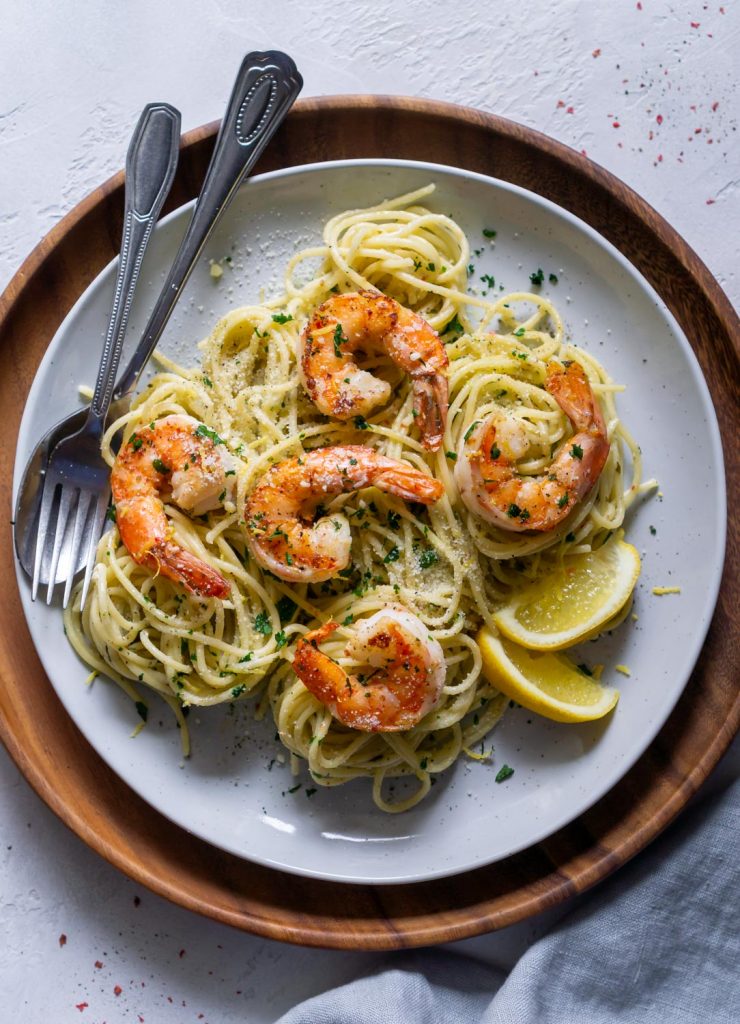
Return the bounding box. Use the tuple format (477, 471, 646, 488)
(478, 630, 619, 723)
(493, 539, 641, 651)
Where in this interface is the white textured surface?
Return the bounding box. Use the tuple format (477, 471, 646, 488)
(1, 1, 737, 1020)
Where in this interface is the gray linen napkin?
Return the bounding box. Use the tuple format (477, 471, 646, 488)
(277, 777, 739, 1024)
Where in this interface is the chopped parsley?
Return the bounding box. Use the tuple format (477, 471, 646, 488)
(495, 764, 514, 783)
(353, 415, 369, 430)
(386, 510, 401, 531)
(529, 268, 545, 286)
(445, 450, 458, 462)
(105, 503, 117, 523)
(507, 503, 522, 518)
(202, 375, 213, 387)
(333, 322, 347, 358)
(649, 525, 657, 536)
(195, 424, 225, 445)
(135, 701, 148, 722)
(549, 272, 559, 284)
(418, 547, 439, 569)
(480, 273, 496, 289)
(129, 434, 143, 451)
(238, 652, 253, 663)
(513, 327, 526, 337)
(254, 611, 272, 635)
(490, 444, 501, 460)
(342, 614, 354, 626)
(231, 684, 246, 697)
(570, 443, 584, 460)
(577, 663, 593, 677)
(482, 227, 497, 238)
(383, 545, 401, 564)
(275, 630, 288, 649)
(271, 313, 294, 324)
(427, 262, 436, 272)
(557, 493, 569, 509)
(464, 420, 481, 442)
(305, 787, 317, 798)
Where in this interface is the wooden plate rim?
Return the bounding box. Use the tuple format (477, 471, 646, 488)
(1, 95, 737, 950)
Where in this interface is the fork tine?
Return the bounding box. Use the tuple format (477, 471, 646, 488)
(79, 493, 109, 611)
(32, 477, 58, 601)
(46, 485, 77, 605)
(62, 489, 94, 609)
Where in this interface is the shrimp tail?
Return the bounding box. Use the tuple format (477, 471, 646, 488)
(152, 541, 231, 599)
(412, 373, 449, 452)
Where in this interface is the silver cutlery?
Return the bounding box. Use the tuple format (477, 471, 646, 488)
(28, 102, 181, 606)
(15, 50, 303, 605)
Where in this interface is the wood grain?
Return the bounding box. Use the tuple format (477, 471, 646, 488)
(0, 96, 737, 950)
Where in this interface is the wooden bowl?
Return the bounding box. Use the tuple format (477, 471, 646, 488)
(1, 96, 737, 950)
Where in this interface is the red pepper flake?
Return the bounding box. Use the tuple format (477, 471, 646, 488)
(566, 106, 575, 114)
(690, 21, 700, 28)
(138, 1017, 145, 1023)
(711, 101, 719, 111)
(695, 127, 703, 134)
(613, 121, 621, 128)
(179, 949, 186, 958)
(580, 148, 588, 156)
(657, 154, 663, 162)
(167, 996, 173, 1004)
(556, 99, 566, 108)
(636, 1, 642, 8)
(706, 198, 716, 205)
(656, 114, 663, 125)
(94, 960, 103, 969)
(75, 1003, 88, 1013)
(59, 933, 67, 947)
(592, 48, 601, 57)
(114, 986, 122, 997)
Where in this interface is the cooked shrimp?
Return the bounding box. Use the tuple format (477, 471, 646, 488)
(111, 414, 236, 597)
(298, 290, 449, 451)
(244, 444, 444, 582)
(292, 607, 446, 731)
(455, 360, 610, 532)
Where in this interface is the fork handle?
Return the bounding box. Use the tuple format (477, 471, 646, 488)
(111, 50, 303, 402)
(88, 103, 181, 423)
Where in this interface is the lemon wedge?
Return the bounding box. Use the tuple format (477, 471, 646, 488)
(492, 539, 641, 651)
(478, 630, 619, 723)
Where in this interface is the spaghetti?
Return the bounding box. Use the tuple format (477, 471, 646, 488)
(64, 185, 648, 811)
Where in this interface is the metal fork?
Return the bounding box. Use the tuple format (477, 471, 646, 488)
(32, 102, 181, 607)
(23, 51, 302, 606)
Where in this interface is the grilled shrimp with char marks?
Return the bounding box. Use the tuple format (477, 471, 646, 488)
(292, 607, 446, 732)
(299, 290, 449, 451)
(244, 444, 444, 583)
(111, 414, 236, 597)
(454, 360, 610, 532)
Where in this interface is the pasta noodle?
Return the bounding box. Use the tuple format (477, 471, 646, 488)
(64, 185, 648, 811)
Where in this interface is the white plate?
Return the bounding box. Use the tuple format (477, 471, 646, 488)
(13, 160, 726, 885)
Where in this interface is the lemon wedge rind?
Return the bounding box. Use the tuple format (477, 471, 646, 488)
(478, 629, 620, 724)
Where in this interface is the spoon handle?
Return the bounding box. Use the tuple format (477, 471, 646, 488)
(87, 103, 181, 425)
(112, 51, 303, 401)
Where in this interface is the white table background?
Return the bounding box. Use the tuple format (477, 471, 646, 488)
(1, 1, 737, 1020)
